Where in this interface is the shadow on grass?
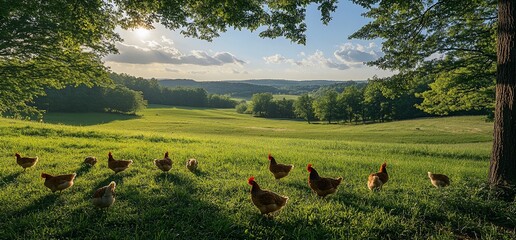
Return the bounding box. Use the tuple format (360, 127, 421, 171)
(0, 172, 22, 189)
(11, 194, 59, 217)
(332, 184, 515, 239)
(154, 172, 190, 185)
(75, 164, 93, 178)
(43, 112, 140, 126)
(44, 175, 251, 239)
(190, 169, 208, 177)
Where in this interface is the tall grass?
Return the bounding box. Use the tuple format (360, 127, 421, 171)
(0, 106, 513, 239)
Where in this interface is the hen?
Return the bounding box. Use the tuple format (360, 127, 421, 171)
(84, 156, 97, 166)
(248, 176, 288, 215)
(307, 164, 342, 197)
(108, 152, 133, 174)
(92, 181, 116, 208)
(15, 153, 38, 171)
(428, 172, 450, 188)
(368, 162, 389, 191)
(268, 154, 293, 180)
(186, 158, 198, 172)
(154, 152, 172, 172)
(41, 172, 77, 193)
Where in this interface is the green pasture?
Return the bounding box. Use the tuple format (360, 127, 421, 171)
(0, 105, 513, 239)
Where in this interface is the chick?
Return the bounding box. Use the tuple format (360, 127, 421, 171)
(84, 156, 97, 166)
(92, 181, 116, 208)
(428, 172, 450, 188)
(186, 158, 198, 172)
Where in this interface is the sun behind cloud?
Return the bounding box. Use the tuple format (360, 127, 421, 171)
(133, 27, 150, 38)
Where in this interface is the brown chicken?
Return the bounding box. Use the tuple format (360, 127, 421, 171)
(268, 154, 293, 180)
(41, 172, 77, 193)
(186, 158, 198, 172)
(248, 176, 288, 215)
(368, 162, 389, 191)
(307, 164, 342, 197)
(154, 152, 172, 172)
(15, 153, 38, 171)
(428, 172, 450, 188)
(92, 181, 116, 208)
(108, 152, 133, 174)
(84, 156, 97, 166)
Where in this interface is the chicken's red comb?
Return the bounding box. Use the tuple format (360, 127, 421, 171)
(247, 176, 255, 185)
(268, 153, 272, 160)
(108, 152, 112, 156)
(307, 163, 313, 172)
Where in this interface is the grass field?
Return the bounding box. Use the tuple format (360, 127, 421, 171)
(0, 105, 514, 239)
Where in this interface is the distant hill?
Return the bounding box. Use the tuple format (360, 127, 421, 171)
(158, 79, 366, 98)
(159, 79, 281, 98)
(229, 79, 351, 87)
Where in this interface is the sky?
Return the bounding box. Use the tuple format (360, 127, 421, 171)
(103, 1, 394, 81)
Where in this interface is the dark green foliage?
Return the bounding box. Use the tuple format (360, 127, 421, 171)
(313, 89, 339, 123)
(268, 98, 296, 118)
(235, 102, 248, 114)
(33, 85, 146, 114)
(104, 85, 147, 114)
(0, 0, 119, 116)
(294, 94, 315, 123)
(338, 85, 364, 123)
(250, 93, 274, 117)
(111, 73, 163, 104)
(161, 87, 208, 107)
(207, 94, 238, 108)
(112, 73, 237, 108)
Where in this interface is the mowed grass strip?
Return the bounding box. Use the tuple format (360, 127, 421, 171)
(0, 106, 513, 239)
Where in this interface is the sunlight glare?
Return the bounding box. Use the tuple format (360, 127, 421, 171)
(133, 28, 150, 38)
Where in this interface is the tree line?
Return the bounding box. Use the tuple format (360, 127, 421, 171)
(239, 79, 489, 124)
(110, 73, 238, 108)
(31, 73, 239, 115)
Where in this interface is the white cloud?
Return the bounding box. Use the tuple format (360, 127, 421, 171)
(264, 50, 349, 70)
(104, 36, 246, 66)
(263, 54, 298, 65)
(333, 42, 383, 65)
(262, 42, 382, 71)
(299, 50, 349, 70)
(161, 36, 174, 45)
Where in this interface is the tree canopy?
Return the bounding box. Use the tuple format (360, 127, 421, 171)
(350, 0, 497, 116)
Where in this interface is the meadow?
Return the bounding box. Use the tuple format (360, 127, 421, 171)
(0, 105, 514, 239)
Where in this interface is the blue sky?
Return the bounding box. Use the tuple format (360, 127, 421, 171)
(103, 1, 394, 81)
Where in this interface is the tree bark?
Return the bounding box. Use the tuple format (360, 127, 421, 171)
(489, 0, 516, 189)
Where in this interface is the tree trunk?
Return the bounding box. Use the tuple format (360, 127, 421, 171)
(489, 0, 516, 190)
